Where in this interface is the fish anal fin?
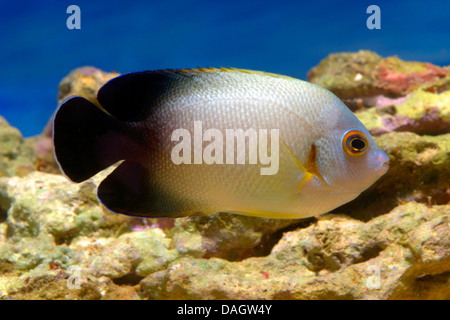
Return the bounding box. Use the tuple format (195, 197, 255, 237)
(97, 161, 203, 218)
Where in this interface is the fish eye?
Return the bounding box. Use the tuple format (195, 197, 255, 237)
(342, 130, 368, 156)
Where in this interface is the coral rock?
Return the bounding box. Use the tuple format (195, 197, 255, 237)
(308, 50, 449, 109)
(0, 116, 37, 177)
(140, 203, 450, 300)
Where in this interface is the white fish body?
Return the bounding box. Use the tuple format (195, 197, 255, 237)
(53, 68, 389, 219)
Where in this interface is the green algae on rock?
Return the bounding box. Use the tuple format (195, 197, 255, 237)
(0, 116, 37, 177)
(57, 66, 121, 105)
(140, 203, 449, 300)
(1, 172, 109, 242)
(70, 228, 179, 279)
(307, 50, 384, 100)
(356, 89, 450, 136)
(169, 213, 303, 261)
(308, 50, 449, 109)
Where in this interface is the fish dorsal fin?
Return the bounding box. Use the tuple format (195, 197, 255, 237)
(97, 68, 299, 122)
(97, 71, 182, 122)
(177, 67, 299, 81)
(227, 68, 299, 80)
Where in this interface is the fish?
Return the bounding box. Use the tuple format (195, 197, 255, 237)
(52, 67, 389, 219)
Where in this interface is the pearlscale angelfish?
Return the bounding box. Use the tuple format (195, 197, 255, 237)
(52, 68, 389, 219)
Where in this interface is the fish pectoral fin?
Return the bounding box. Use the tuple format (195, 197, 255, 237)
(279, 139, 308, 172)
(305, 143, 326, 183)
(97, 161, 202, 218)
(279, 139, 326, 193)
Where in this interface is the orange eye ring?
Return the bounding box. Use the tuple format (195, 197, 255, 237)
(342, 130, 368, 156)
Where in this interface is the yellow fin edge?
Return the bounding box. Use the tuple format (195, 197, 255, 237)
(175, 67, 298, 80)
(306, 143, 326, 183)
(279, 140, 314, 192)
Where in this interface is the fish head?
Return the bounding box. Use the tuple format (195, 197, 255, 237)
(312, 102, 389, 194)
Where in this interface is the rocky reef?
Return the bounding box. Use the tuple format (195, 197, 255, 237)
(0, 53, 449, 300)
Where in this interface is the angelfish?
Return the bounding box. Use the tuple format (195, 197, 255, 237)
(52, 67, 389, 219)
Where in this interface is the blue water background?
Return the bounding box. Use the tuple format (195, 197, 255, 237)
(0, 0, 449, 137)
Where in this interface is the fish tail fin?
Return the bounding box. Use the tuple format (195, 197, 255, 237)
(52, 96, 129, 183)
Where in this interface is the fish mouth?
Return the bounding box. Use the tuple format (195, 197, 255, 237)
(373, 151, 390, 175)
(377, 161, 389, 175)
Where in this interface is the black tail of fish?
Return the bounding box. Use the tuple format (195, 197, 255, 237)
(52, 96, 128, 183)
(53, 72, 209, 218)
